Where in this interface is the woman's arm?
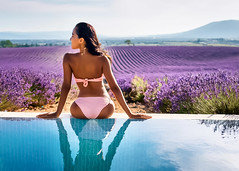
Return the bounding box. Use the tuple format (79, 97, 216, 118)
(102, 56, 151, 119)
(36, 53, 72, 118)
(55, 85, 71, 117)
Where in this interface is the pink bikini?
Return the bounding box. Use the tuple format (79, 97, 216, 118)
(74, 74, 104, 88)
(73, 74, 115, 119)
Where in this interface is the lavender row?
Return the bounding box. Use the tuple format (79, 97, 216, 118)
(145, 70, 239, 114)
(116, 70, 239, 114)
(0, 67, 63, 111)
(1, 67, 238, 114)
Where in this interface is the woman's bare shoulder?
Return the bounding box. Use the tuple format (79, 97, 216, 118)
(99, 54, 110, 63)
(64, 52, 80, 57)
(63, 52, 80, 61)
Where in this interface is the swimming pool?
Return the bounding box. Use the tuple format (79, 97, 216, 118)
(0, 117, 238, 171)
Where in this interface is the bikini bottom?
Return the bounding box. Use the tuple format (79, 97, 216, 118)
(74, 96, 115, 119)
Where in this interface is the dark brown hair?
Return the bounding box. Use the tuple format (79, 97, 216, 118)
(75, 22, 112, 64)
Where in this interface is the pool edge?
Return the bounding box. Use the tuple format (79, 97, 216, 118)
(0, 112, 238, 120)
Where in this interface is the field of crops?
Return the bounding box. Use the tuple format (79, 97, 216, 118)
(105, 46, 239, 80)
(1, 46, 239, 80)
(0, 46, 78, 74)
(0, 46, 238, 113)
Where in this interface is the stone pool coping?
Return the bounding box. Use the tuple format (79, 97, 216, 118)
(0, 112, 239, 120)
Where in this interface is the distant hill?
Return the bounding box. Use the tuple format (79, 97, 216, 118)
(1, 20, 239, 40)
(155, 20, 239, 39)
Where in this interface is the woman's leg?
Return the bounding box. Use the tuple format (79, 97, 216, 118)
(96, 100, 115, 119)
(70, 102, 88, 119)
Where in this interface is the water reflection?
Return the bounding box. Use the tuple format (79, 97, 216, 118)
(56, 118, 142, 171)
(1, 117, 239, 170)
(1, 117, 239, 140)
(199, 120, 239, 138)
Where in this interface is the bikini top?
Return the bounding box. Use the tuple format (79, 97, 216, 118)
(74, 73, 104, 87)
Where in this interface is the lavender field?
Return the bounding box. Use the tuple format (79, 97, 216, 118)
(106, 46, 239, 80)
(0, 46, 239, 113)
(1, 46, 239, 80)
(0, 46, 78, 74)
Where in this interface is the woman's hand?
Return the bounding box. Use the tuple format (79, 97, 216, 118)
(128, 113, 152, 119)
(36, 112, 59, 119)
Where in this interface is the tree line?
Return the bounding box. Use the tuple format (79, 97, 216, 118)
(0, 40, 65, 48)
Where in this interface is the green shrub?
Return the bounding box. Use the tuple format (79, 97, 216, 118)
(192, 89, 239, 114)
(129, 75, 148, 102)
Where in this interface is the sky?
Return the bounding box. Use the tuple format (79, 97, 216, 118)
(0, 0, 239, 37)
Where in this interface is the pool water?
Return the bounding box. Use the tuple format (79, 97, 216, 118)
(0, 118, 238, 171)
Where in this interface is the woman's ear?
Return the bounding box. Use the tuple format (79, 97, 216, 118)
(79, 37, 84, 44)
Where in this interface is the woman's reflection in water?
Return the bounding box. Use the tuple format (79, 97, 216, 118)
(56, 118, 140, 171)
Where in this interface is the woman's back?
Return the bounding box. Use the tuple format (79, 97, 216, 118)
(68, 52, 109, 97)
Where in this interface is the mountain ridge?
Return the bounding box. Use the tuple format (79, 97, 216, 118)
(1, 20, 239, 40)
(155, 20, 239, 39)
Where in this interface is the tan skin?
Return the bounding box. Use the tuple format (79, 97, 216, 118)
(36, 27, 152, 119)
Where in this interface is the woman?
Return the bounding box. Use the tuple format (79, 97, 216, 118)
(36, 22, 151, 119)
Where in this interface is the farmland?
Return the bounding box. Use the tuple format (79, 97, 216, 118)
(0, 45, 238, 80)
(0, 46, 238, 113)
